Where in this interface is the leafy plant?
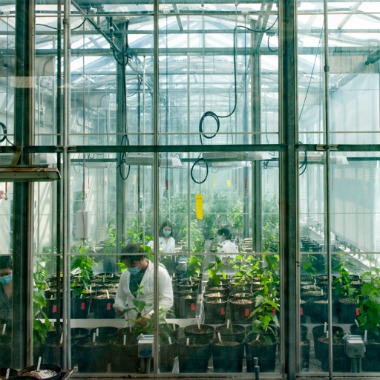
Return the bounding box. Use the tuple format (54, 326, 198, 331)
(247, 254, 280, 342)
(232, 254, 260, 284)
(207, 256, 226, 286)
(333, 254, 359, 299)
(357, 266, 380, 339)
(124, 285, 172, 335)
(33, 258, 53, 346)
(187, 255, 203, 277)
(70, 244, 95, 296)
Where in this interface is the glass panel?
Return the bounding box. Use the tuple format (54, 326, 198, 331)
(158, 14, 279, 145)
(65, 151, 280, 373)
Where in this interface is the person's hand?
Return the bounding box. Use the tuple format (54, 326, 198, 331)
(136, 314, 151, 327)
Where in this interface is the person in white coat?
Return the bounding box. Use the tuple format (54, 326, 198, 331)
(216, 227, 238, 254)
(114, 243, 173, 326)
(147, 220, 175, 254)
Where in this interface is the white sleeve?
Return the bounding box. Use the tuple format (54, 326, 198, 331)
(158, 267, 174, 311)
(113, 271, 129, 311)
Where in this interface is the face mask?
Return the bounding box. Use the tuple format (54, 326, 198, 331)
(0, 274, 12, 286)
(128, 267, 141, 275)
(163, 230, 171, 237)
(216, 235, 223, 243)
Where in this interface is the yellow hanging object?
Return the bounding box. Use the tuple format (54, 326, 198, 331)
(227, 179, 231, 188)
(195, 194, 203, 220)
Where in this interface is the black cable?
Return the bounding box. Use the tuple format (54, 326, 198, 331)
(267, 34, 278, 53)
(0, 122, 14, 146)
(190, 155, 209, 184)
(298, 141, 308, 175)
(198, 20, 278, 145)
(0, 122, 7, 143)
(118, 134, 131, 180)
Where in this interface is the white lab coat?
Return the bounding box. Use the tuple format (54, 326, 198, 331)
(148, 237, 176, 254)
(113, 259, 173, 325)
(217, 239, 238, 254)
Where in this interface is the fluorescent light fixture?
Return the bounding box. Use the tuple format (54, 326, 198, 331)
(203, 151, 271, 163)
(211, 161, 252, 168)
(0, 166, 61, 182)
(125, 154, 182, 168)
(300, 152, 348, 165)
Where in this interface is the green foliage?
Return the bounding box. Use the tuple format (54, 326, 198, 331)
(357, 267, 380, 338)
(248, 294, 279, 340)
(262, 196, 279, 252)
(247, 254, 280, 341)
(124, 285, 172, 335)
(70, 244, 95, 294)
(207, 256, 226, 286)
(333, 254, 359, 298)
(187, 255, 203, 277)
(232, 254, 260, 284)
(33, 258, 52, 345)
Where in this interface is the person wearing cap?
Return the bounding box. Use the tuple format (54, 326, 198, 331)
(113, 242, 173, 326)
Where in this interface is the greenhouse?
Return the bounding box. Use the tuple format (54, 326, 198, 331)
(0, 0, 379, 378)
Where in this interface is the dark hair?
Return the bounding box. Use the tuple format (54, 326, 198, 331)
(0, 256, 13, 270)
(217, 227, 232, 240)
(159, 220, 173, 237)
(121, 243, 146, 263)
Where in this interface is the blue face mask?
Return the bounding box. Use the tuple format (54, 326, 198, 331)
(0, 274, 12, 285)
(163, 230, 171, 237)
(216, 235, 223, 243)
(128, 267, 141, 275)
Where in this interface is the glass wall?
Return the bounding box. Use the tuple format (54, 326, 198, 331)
(0, 0, 379, 378)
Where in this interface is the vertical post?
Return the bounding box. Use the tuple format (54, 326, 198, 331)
(115, 23, 127, 253)
(62, 0, 71, 369)
(279, 0, 299, 377)
(12, 0, 35, 368)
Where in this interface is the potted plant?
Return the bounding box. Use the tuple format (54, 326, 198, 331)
(333, 254, 360, 323)
(355, 266, 380, 371)
(245, 253, 280, 373)
(70, 244, 95, 318)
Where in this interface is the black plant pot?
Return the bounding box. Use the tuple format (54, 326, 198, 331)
(229, 299, 254, 324)
(71, 296, 91, 319)
(337, 298, 359, 324)
(184, 324, 214, 340)
(312, 324, 343, 361)
(215, 324, 245, 342)
(306, 300, 328, 323)
(177, 295, 197, 318)
(92, 297, 116, 319)
(212, 339, 244, 372)
(76, 339, 109, 372)
(0, 367, 18, 379)
(109, 340, 139, 373)
(159, 339, 178, 373)
(71, 328, 90, 367)
(246, 335, 278, 372)
(318, 336, 351, 372)
(203, 299, 227, 324)
(362, 340, 380, 371)
(89, 326, 118, 344)
(178, 337, 210, 373)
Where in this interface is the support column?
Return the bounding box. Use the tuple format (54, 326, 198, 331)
(12, 0, 35, 368)
(280, 0, 299, 377)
